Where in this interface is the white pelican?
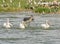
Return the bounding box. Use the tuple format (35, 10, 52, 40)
(20, 21, 26, 29)
(41, 20, 50, 29)
(20, 15, 34, 29)
(3, 18, 13, 28)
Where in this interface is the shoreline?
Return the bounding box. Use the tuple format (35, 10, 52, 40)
(0, 9, 60, 15)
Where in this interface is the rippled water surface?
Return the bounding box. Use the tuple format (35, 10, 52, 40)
(0, 12, 60, 44)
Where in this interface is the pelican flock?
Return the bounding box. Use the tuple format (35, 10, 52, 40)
(2, 16, 51, 29)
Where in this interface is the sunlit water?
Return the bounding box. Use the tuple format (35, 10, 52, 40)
(0, 12, 60, 44)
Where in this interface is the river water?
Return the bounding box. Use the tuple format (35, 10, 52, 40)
(0, 12, 60, 44)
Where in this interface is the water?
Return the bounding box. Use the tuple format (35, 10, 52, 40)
(0, 12, 60, 44)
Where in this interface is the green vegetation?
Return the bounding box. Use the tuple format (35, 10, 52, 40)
(0, 0, 28, 12)
(33, 6, 60, 14)
(0, 0, 60, 14)
(34, 7, 50, 13)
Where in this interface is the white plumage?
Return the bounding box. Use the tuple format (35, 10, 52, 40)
(3, 18, 13, 28)
(41, 20, 50, 29)
(20, 21, 25, 29)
